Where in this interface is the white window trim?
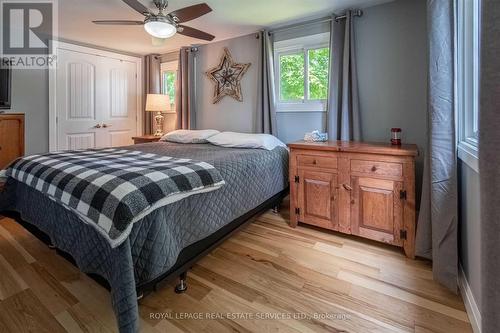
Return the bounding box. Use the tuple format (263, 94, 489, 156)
(161, 60, 178, 72)
(274, 33, 329, 113)
(160, 60, 178, 114)
(455, 0, 480, 173)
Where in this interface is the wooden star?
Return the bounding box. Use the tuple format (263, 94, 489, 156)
(206, 47, 251, 104)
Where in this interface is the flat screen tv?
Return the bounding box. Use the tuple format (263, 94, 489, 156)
(0, 67, 12, 110)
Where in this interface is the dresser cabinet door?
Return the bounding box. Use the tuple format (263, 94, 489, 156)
(0, 118, 23, 169)
(351, 176, 403, 246)
(297, 169, 338, 230)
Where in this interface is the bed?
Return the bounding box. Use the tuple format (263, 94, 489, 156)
(0, 141, 289, 332)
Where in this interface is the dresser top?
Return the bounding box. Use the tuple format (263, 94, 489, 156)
(287, 140, 419, 156)
(0, 112, 24, 116)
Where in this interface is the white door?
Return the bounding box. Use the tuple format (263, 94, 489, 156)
(101, 58, 139, 148)
(56, 48, 139, 150)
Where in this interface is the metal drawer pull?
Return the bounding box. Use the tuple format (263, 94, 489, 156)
(343, 184, 352, 191)
(313, 159, 317, 165)
(371, 166, 377, 171)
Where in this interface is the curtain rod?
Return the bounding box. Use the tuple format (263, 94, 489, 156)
(269, 9, 363, 35)
(334, 9, 363, 21)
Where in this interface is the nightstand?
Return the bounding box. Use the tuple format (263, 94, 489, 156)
(132, 135, 161, 144)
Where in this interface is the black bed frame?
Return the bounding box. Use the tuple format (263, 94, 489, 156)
(5, 188, 289, 298)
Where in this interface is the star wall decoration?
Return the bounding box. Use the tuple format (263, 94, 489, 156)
(206, 47, 251, 104)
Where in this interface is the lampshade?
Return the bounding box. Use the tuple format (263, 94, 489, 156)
(145, 94, 171, 112)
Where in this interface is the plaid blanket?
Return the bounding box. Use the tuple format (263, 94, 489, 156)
(2, 148, 225, 247)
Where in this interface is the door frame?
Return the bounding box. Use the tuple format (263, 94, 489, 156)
(49, 40, 143, 151)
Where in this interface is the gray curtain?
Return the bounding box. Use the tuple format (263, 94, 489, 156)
(480, 1, 500, 331)
(327, 11, 361, 141)
(144, 55, 161, 135)
(256, 31, 277, 135)
(415, 0, 457, 292)
(176, 47, 197, 130)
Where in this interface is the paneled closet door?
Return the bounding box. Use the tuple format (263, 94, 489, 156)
(56, 49, 102, 150)
(56, 49, 138, 150)
(100, 57, 138, 148)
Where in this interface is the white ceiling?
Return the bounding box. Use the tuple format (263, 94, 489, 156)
(57, 0, 393, 55)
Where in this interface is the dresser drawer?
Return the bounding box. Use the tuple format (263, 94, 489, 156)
(297, 154, 337, 169)
(351, 159, 402, 178)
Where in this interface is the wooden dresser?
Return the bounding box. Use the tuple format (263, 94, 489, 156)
(288, 140, 418, 258)
(0, 113, 24, 169)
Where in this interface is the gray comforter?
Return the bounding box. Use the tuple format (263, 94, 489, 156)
(0, 142, 289, 333)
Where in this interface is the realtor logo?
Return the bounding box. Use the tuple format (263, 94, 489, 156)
(1, 0, 57, 68)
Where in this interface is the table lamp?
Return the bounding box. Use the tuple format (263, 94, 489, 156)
(146, 94, 171, 136)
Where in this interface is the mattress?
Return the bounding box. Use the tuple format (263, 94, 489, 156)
(0, 142, 289, 333)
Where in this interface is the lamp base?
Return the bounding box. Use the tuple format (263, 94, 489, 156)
(154, 111, 164, 137)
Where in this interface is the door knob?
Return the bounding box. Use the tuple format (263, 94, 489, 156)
(94, 124, 101, 128)
(102, 123, 111, 128)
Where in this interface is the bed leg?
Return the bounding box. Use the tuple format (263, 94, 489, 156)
(272, 203, 281, 214)
(174, 272, 188, 294)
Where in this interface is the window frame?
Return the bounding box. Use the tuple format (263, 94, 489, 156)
(455, 0, 480, 172)
(274, 33, 330, 113)
(160, 60, 178, 113)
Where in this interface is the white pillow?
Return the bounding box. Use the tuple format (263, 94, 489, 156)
(160, 129, 220, 144)
(207, 132, 287, 150)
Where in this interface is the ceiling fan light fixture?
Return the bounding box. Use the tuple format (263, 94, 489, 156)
(144, 16, 176, 39)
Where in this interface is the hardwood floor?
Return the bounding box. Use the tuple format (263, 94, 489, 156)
(0, 202, 472, 333)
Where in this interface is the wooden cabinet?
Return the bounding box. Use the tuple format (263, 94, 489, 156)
(297, 169, 338, 230)
(351, 176, 403, 246)
(0, 113, 24, 169)
(289, 140, 418, 258)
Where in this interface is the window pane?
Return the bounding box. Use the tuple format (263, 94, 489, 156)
(279, 53, 304, 101)
(308, 47, 329, 100)
(162, 71, 176, 110)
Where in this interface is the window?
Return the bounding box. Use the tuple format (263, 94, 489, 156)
(456, 0, 480, 172)
(160, 60, 178, 111)
(274, 32, 330, 112)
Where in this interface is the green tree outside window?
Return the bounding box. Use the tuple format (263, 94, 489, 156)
(278, 47, 330, 102)
(161, 71, 176, 110)
(308, 47, 329, 100)
(279, 53, 304, 101)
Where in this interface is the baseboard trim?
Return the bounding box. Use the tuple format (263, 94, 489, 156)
(458, 265, 482, 333)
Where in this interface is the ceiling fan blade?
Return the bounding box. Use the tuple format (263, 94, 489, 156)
(93, 20, 144, 25)
(121, 0, 150, 15)
(178, 25, 215, 41)
(170, 3, 212, 23)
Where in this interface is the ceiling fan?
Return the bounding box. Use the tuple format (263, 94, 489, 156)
(92, 0, 215, 41)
